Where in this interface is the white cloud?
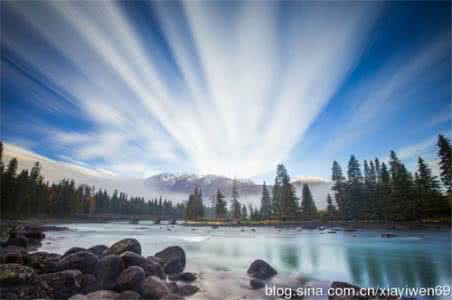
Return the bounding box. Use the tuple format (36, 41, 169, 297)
(4, 1, 379, 178)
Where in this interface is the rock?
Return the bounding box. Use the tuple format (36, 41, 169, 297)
(63, 247, 86, 258)
(155, 246, 186, 275)
(0, 263, 50, 299)
(69, 294, 88, 300)
(117, 290, 141, 300)
(22, 227, 46, 241)
(103, 239, 141, 256)
(147, 256, 164, 266)
(122, 251, 165, 278)
(116, 266, 145, 292)
(27, 251, 61, 273)
(40, 269, 82, 299)
(140, 276, 169, 299)
(176, 284, 199, 297)
(168, 272, 197, 282)
(6, 236, 28, 248)
(56, 251, 99, 274)
(0, 246, 28, 264)
(382, 233, 397, 238)
(247, 259, 277, 280)
(95, 255, 124, 290)
(88, 245, 108, 257)
(86, 290, 120, 300)
(81, 273, 99, 294)
(250, 278, 265, 289)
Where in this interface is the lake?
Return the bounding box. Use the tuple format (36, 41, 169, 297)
(38, 222, 451, 299)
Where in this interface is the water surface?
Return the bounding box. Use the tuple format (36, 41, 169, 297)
(38, 222, 451, 299)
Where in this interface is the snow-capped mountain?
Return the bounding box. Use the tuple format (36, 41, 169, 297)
(144, 173, 332, 208)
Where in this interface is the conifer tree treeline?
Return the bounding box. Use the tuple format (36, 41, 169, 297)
(0, 143, 185, 219)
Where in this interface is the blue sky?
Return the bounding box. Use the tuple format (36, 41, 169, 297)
(1, 0, 451, 182)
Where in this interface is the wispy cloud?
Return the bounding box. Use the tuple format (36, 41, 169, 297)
(323, 35, 450, 155)
(2, 1, 380, 178)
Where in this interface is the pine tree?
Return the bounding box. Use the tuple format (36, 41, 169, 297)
(414, 157, 445, 218)
(437, 134, 452, 192)
(331, 161, 346, 219)
(274, 164, 298, 220)
(326, 193, 336, 219)
(241, 204, 248, 220)
(260, 181, 272, 219)
(379, 162, 392, 221)
(346, 155, 364, 220)
(231, 178, 241, 219)
(300, 184, 317, 219)
(388, 151, 415, 221)
(215, 189, 227, 218)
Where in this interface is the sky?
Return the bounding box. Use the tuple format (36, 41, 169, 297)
(1, 0, 451, 183)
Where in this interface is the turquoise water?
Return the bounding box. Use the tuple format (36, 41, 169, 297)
(39, 222, 451, 296)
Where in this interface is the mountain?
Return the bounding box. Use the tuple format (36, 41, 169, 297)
(144, 173, 332, 209)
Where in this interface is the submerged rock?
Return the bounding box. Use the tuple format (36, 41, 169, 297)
(103, 239, 141, 256)
(40, 269, 82, 299)
(95, 255, 124, 290)
(0, 263, 50, 299)
(168, 272, 197, 282)
(176, 284, 199, 297)
(155, 246, 186, 275)
(56, 251, 98, 274)
(115, 266, 145, 292)
(247, 259, 277, 280)
(140, 276, 170, 299)
(250, 278, 265, 289)
(381, 233, 397, 238)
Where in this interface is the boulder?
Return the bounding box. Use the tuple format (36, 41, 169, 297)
(0, 246, 28, 264)
(63, 247, 86, 258)
(140, 276, 170, 299)
(88, 245, 108, 257)
(22, 227, 46, 241)
(56, 251, 99, 274)
(27, 251, 61, 273)
(0, 263, 50, 299)
(103, 239, 141, 256)
(147, 256, 165, 266)
(115, 266, 145, 292)
(250, 278, 265, 289)
(154, 246, 186, 275)
(168, 272, 197, 283)
(86, 290, 120, 300)
(6, 236, 28, 248)
(40, 269, 82, 299)
(81, 273, 99, 294)
(95, 255, 124, 290)
(247, 259, 277, 280)
(122, 251, 165, 278)
(117, 290, 141, 300)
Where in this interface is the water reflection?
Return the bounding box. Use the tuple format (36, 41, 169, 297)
(40, 224, 451, 294)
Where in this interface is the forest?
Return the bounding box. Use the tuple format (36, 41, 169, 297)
(0, 142, 185, 219)
(186, 134, 452, 222)
(1, 134, 451, 222)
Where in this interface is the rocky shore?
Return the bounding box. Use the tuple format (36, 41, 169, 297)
(0, 223, 410, 300)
